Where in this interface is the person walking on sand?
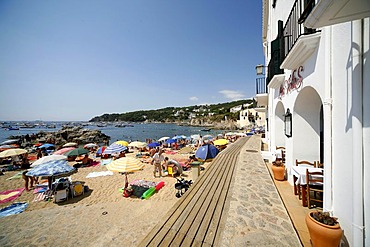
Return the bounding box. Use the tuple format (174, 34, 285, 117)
(22, 170, 34, 191)
(151, 149, 164, 178)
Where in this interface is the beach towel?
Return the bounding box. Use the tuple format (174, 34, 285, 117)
(85, 161, 100, 167)
(33, 192, 46, 202)
(6, 171, 23, 180)
(33, 186, 48, 194)
(86, 171, 114, 178)
(100, 159, 112, 166)
(165, 151, 177, 155)
(0, 188, 25, 204)
(0, 202, 28, 218)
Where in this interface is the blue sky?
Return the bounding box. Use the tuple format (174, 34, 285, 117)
(0, 0, 263, 121)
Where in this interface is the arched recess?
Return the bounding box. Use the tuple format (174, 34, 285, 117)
(275, 101, 285, 147)
(293, 86, 323, 161)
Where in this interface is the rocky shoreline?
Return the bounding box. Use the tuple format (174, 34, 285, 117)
(8, 126, 110, 148)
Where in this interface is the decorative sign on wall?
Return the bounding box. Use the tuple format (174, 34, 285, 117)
(279, 66, 304, 99)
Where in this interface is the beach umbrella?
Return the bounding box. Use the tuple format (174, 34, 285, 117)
(165, 139, 176, 144)
(0, 139, 19, 145)
(63, 142, 78, 148)
(106, 157, 144, 173)
(173, 135, 187, 140)
(96, 146, 107, 155)
(0, 145, 14, 151)
(147, 142, 160, 148)
(53, 147, 75, 155)
(225, 132, 236, 136)
(103, 143, 127, 154)
(190, 134, 201, 140)
(114, 140, 129, 147)
(195, 144, 219, 162)
(128, 141, 147, 148)
(202, 135, 213, 140)
(39, 143, 55, 149)
(84, 143, 98, 149)
(64, 148, 89, 157)
(106, 157, 144, 191)
(30, 154, 67, 167)
(26, 160, 76, 188)
(158, 137, 170, 142)
(0, 148, 27, 158)
(213, 139, 229, 146)
(33, 143, 43, 147)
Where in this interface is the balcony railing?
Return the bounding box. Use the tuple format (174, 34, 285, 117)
(283, 0, 317, 59)
(256, 77, 267, 94)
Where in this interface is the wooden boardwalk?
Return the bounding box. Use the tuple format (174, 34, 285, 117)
(139, 137, 250, 247)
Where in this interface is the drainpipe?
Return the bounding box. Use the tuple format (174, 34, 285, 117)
(323, 25, 333, 214)
(352, 19, 364, 247)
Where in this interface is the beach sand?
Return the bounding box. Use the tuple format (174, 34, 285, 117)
(0, 150, 203, 246)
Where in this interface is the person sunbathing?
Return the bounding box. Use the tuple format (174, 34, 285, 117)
(81, 154, 93, 166)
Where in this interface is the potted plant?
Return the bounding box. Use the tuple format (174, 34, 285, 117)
(271, 159, 285, 181)
(306, 211, 343, 247)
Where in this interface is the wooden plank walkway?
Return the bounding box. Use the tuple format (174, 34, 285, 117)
(139, 137, 250, 247)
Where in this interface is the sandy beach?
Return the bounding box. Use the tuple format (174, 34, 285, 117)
(0, 149, 203, 246)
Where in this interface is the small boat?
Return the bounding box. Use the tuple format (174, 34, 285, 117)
(200, 128, 211, 132)
(6, 127, 19, 130)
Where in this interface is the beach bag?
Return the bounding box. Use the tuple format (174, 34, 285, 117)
(123, 188, 133, 197)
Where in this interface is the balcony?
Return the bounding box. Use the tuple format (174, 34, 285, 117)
(305, 0, 370, 28)
(280, 0, 321, 70)
(256, 77, 268, 107)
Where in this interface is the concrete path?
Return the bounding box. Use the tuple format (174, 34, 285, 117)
(219, 135, 301, 246)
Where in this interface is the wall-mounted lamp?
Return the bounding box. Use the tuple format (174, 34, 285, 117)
(284, 108, 292, 137)
(255, 64, 265, 75)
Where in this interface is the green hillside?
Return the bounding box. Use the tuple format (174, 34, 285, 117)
(89, 99, 255, 123)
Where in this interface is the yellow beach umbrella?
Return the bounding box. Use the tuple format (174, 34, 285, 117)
(213, 139, 229, 146)
(106, 157, 144, 173)
(115, 140, 129, 147)
(0, 148, 27, 158)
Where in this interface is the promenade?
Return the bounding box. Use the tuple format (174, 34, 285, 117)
(219, 135, 301, 246)
(140, 135, 301, 246)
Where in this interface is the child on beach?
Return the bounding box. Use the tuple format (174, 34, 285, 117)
(151, 149, 164, 178)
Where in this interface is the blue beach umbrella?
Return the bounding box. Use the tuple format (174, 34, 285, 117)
(39, 143, 55, 150)
(26, 160, 76, 177)
(195, 144, 219, 162)
(103, 143, 127, 154)
(165, 139, 176, 144)
(173, 135, 187, 140)
(147, 142, 160, 148)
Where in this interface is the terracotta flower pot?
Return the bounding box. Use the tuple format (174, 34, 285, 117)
(306, 212, 342, 247)
(271, 164, 285, 181)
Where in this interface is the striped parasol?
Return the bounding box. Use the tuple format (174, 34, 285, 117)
(54, 147, 75, 155)
(106, 157, 144, 173)
(31, 154, 67, 167)
(26, 160, 76, 177)
(103, 143, 127, 154)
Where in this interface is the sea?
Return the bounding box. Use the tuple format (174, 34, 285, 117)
(0, 121, 226, 144)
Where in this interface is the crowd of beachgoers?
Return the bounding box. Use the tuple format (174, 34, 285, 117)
(0, 131, 248, 246)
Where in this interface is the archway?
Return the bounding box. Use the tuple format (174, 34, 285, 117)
(293, 86, 323, 161)
(275, 101, 285, 147)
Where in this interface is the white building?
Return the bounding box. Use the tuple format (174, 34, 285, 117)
(259, 0, 369, 246)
